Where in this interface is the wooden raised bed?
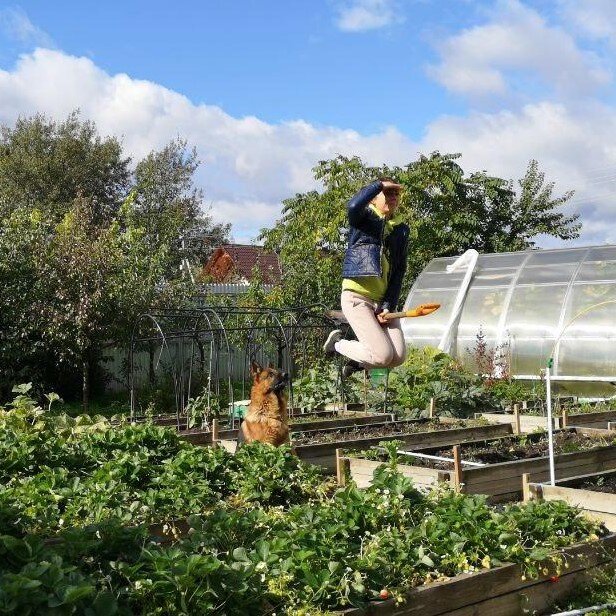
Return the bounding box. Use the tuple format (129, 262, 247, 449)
(179, 411, 393, 445)
(479, 404, 616, 432)
(525, 469, 616, 532)
(338, 534, 616, 616)
(220, 420, 513, 473)
(344, 428, 616, 502)
(477, 402, 561, 434)
(562, 407, 616, 430)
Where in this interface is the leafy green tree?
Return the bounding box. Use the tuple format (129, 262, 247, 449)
(260, 153, 579, 308)
(133, 138, 230, 273)
(0, 112, 130, 224)
(0, 208, 50, 392)
(0, 112, 226, 403)
(0, 194, 187, 409)
(39, 195, 188, 409)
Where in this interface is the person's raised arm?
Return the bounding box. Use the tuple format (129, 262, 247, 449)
(347, 181, 382, 226)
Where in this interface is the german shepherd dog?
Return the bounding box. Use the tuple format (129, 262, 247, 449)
(240, 362, 290, 446)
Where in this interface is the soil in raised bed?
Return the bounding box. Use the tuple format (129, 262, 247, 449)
(288, 411, 372, 424)
(176, 411, 381, 436)
(353, 431, 615, 470)
(290, 418, 488, 446)
(580, 476, 616, 494)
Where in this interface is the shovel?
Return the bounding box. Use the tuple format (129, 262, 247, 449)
(326, 302, 440, 323)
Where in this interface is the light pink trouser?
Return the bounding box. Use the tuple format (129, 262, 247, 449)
(334, 290, 407, 369)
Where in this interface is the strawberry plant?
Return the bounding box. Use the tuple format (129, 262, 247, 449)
(0, 387, 608, 615)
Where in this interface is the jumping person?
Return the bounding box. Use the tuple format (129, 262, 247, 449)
(324, 178, 410, 377)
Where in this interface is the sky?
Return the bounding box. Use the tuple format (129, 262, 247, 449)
(0, 0, 616, 246)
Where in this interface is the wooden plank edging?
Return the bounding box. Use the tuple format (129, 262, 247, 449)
(338, 534, 616, 616)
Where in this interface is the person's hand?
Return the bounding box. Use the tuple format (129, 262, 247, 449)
(376, 308, 390, 325)
(381, 180, 402, 192)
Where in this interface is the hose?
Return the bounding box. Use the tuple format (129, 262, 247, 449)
(549, 603, 616, 615)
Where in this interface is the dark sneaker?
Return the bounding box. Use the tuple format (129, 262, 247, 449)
(342, 360, 364, 378)
(323, 329, 343, 356)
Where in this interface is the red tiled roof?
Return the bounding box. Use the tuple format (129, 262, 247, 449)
(203, 244, 282, 284)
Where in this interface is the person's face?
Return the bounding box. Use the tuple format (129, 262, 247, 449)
(373, 190, 400, 216)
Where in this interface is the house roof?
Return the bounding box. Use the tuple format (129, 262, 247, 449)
(203, 244, 282, 284)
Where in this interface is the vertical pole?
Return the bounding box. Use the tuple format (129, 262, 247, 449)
(513, 403, 521, 435)
(522, 400, 528, 411)
(429, 397, 435, 419)
(546, 361, 556, 486)
(561, 407, 568, 429)
(363, 370, 368, 413)
(212, 418, 219, 449)
(336, 448, 349, 487)
(522, 473, 531, 502)
(383, 369, 390, 415)
(452, 445, 463, 492)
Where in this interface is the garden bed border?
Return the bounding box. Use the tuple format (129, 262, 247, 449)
(339, 534, 616, 616)
(525, 468, 616, 532)
(343, 427, 616, 501)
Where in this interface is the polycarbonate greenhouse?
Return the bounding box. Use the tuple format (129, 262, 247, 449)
(401, 245, 616, 395)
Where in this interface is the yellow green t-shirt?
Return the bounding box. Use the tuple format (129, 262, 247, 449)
(342, 205, 399, 302)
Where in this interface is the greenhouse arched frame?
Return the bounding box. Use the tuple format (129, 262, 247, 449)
(402, 245, 616, 396)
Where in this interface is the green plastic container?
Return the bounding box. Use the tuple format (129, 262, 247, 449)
(229, 399, 251, 420)
(370, 368, 389, 386)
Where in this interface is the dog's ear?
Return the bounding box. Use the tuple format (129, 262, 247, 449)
(267, 362, 274, 369)
(250, 361, 262, 380)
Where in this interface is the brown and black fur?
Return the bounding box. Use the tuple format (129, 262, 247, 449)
(240, 362, 290, 446)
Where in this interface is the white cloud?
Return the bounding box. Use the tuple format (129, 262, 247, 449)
(428, 0, 611, 99)
(422, 100, 616, 246)
(0, 7, 54, 48)
(2, 46, 616, 248)
(0, 48, 417, 236)
(335, 0, 400, 32)
(558, 0, 616, 43)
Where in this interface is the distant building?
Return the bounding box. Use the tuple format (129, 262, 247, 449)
(201, 244, 282, 293)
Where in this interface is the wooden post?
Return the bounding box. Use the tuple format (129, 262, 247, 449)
(429, 397, 435, 419)
(522, 400, 528, 411)
(522, 473, 531, 502)
(452, 445, 463, 492)
(561, 407, 568, 429)
(513, 403, 521, 435)
(336, 448, 349, 487)
(212, 418, 219, 449)
(363, 370, 368, 413)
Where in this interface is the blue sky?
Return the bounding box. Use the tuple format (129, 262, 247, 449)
(1, 0, 616, 244)
(2, 0, 474, 135)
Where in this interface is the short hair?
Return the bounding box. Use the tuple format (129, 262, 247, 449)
(379, 176, 401, 192)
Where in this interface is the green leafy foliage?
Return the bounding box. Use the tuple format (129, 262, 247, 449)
(0, 535, 117, 615)
(109, 467, 602, 615)
(292, 365, 360, 410)
(0, 388, 606, 615)
(0, 389, 331, 537)
(0, 113, 229, 404)
(383, 347, 495, 417)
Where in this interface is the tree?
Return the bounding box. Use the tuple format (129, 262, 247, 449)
(0, 112, 227, 403)
(0, 208, 50, 394)
(0, 112, 130, 224)
(133, 138, 230, 277)
(259, 153, 579, 308)
(34, 194, 187, 410)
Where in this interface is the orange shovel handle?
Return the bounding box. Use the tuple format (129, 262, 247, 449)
(383, 303, 441, 320)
